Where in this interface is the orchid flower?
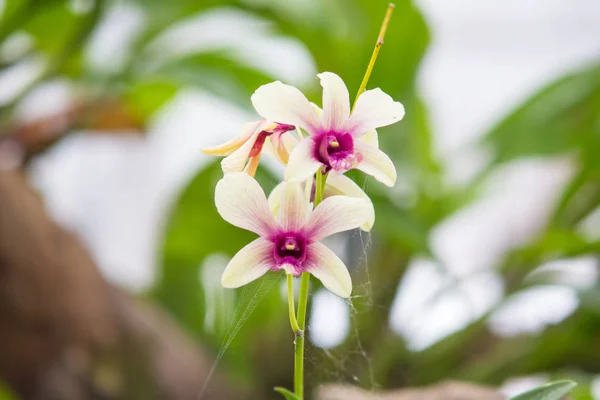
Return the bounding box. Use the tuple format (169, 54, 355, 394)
(215, 172, 371, 298)
(251, 72, 404, 186)
(202, 118, 296, 176)
(268, 171, 375, 232)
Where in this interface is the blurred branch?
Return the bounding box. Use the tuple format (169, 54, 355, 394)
(0, 170, 238, 400)
(0, 98, 144, 169)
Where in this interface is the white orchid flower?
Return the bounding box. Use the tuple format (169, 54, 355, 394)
(251, 72, 404, 186)
(215, 173, 371, 298)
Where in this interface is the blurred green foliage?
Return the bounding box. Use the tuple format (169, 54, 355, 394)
(1, 0, 598, 399)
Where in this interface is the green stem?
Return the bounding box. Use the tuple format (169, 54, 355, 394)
(292, 171, 328, 398)
(287, 274, 301, 334)
(353, 3, 395, 109)
(294, 271, 310, 398)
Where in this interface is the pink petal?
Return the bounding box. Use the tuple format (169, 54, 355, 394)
(318, 72, 350, 132)
(277, 182, 310, 231)
(354, 141, 397, 187)
(305, 195, 371, 241)
(251, 81, 320, 133)
(344, 88, 405, 136)
(284, 138, 321, 183)
(215, 172, 278, 237)
(325, 172, 375, 232)
(221, 238, 275, 288)
(305, 242, 352, 298)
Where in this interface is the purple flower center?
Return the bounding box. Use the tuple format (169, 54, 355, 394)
(313, 131, 359, 172)
(273, 232, 307, 274)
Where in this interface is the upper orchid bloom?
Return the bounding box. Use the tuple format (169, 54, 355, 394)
(215, 172, 371, 298)
(268, 171, 375, 232)
(251, 72, 404, 186)
(202, 119, 296, 176)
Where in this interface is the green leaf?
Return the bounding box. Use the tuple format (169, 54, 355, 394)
(142, 52, 274, 109)
(274, 387, 300, 400)
(509, 380, 577, 400)
(124, 79, 179, 120)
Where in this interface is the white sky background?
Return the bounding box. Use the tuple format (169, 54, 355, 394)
(2, 0, 600, 395)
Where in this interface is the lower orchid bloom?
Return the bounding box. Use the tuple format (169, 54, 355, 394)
(268, 171, 375, 232)
(202, 119, 296, 176)
(251, 72, 404, 186)
(215, 172, 371, 298)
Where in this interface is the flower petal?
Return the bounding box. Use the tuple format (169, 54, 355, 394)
(201, 121, 259, 156)
(344, 88, 405, 136)
(359, 129, 378, 148)
(325, 172, 375, 231)
(215, 172, 278, 237)
(305, 242, 352, 298)
(305, 195, 371, 241)
(277, 182, 310, 231)
(221, 238, 275, 288)
(318, 72, 350, 132)
(354, 141, 397, 187)
(221, 129, 260, 173)
(285, 137, 321, 183)
(267, 181, 285, 216)
(264, 130, 299, 165)
(252, 81, 320, 133)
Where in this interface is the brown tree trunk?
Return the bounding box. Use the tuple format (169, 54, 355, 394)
(0, 170, 236, 400)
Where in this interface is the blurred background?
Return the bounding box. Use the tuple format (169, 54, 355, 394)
(0, 0, 599, 399)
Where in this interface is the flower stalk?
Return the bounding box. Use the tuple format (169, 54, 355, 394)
(353, 3, 395, 107)
(291, 170, 328, 398)
(287, 274, 301, 335)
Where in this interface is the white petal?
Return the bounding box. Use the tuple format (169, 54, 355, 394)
(305, 242, 352, 298)
(318, 72, 350, 132)
(267, 181, 285, 216)
(354, 141, 397, 187)
(284, 137, 321, 183)
(201, 121, 258, 156)
(221, 238, 275, 288)
(311, 102, 323, 117)
(359, 129, 378, 148)
(278, 182, 310, 231)
(268, 180, 312, 217)
(221, 129, 260, 173)
(215, 172, 278, 237)
(325, 172, 375, 231)
(251, 81, 320, 133)
(305, 195, 371, 241)
(344, 88, 405, 136)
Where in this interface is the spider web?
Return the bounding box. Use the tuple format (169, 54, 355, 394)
(303, 226, 379, 393)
